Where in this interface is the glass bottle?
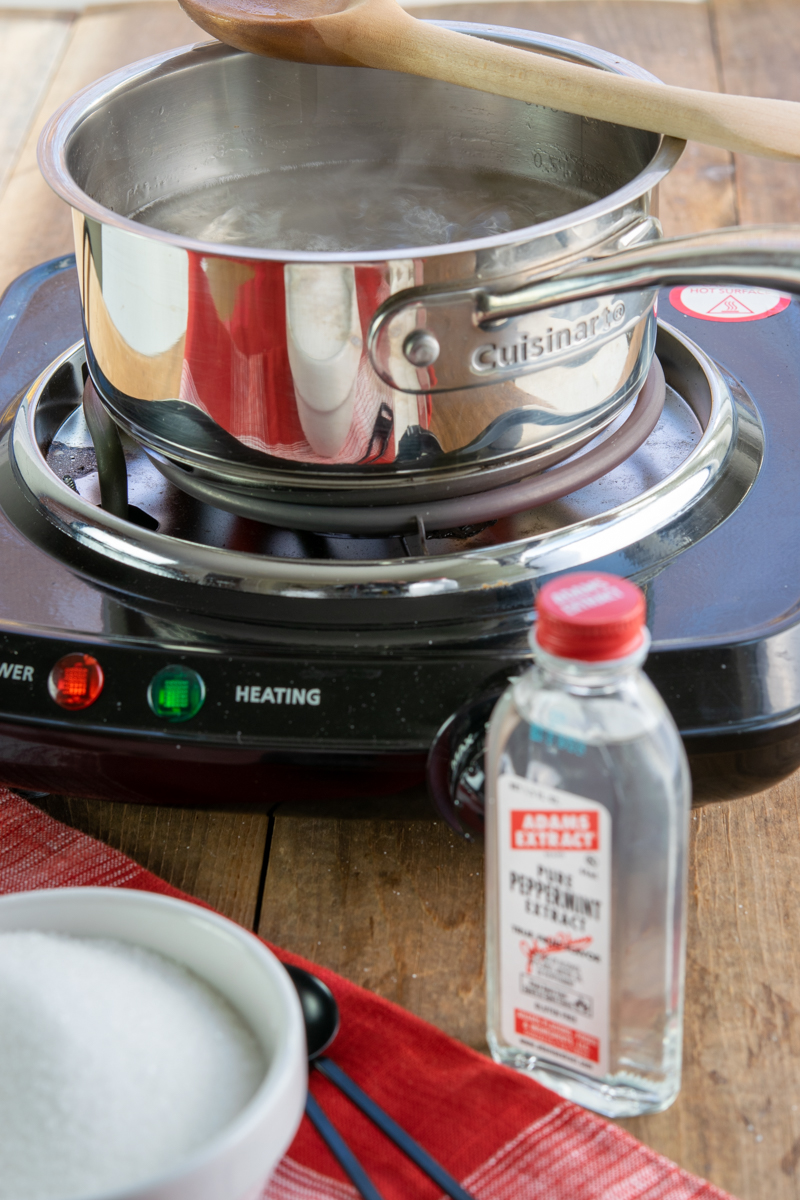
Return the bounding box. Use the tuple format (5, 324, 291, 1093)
(485, 572, 690, 1118)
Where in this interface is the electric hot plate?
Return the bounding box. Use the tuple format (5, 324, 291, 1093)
(0, 257, 798, 820)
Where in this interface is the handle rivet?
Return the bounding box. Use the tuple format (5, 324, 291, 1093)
(403, 329, 440, 367)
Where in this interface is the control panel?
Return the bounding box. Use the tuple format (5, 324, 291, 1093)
(0, 632, 520, 750)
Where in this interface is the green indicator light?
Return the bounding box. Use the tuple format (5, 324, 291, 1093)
(160, 679, 189, 709)
(147, 665, 205, 723)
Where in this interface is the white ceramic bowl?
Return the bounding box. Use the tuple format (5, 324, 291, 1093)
(0, 887, 307, 1200)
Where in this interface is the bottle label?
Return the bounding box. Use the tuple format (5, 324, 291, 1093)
(498, 773, 611, 1077)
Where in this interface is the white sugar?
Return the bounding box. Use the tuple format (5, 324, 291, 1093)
(0, 931, 266, 1200)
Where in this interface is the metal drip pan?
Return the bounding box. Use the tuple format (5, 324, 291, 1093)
(2, 321, 762, 625)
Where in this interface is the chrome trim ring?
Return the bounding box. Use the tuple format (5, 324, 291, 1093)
(8, 322, 761, 604)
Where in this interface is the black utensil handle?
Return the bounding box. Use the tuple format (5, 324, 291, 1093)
(304, 1092, 387, 1200)
(316, 1057, 478, 1200)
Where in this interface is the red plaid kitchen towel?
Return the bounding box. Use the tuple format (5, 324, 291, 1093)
(0, 786, 732, 1200)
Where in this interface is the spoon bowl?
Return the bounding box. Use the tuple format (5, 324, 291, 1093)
(285, 966, 340, 1061)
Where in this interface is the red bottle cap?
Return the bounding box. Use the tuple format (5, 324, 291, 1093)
(535, 573, 646, 662)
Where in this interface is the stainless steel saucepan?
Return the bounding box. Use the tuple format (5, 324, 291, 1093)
(36, 25, 800, 509)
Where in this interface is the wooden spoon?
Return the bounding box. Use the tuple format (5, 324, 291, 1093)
(178, 0, 800, 161)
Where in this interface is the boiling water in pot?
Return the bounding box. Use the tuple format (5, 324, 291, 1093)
(131, 161, 599, 252)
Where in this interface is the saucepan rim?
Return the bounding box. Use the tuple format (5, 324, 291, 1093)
(37, 23, 685, 265)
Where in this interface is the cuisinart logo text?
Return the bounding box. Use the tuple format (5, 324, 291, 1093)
(471, 303, 627, 374)
(235, 685, 321, 706)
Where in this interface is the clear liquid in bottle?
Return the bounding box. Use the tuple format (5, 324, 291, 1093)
(484, 573, 690, 1118)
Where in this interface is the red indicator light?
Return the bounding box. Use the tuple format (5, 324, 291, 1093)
(48, 653, 104, 710)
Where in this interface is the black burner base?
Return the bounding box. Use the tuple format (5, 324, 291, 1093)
(2, 258, 800, 814)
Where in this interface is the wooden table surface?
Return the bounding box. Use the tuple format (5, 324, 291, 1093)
(3, 1, 800, 1195)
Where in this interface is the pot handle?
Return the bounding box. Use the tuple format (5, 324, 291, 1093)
(367, 224, 800, 394)
(478, 224, 800, 321)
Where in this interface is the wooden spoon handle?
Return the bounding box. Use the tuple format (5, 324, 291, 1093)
(324, 6, 800, 161)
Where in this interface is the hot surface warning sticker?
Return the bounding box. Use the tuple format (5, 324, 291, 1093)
(669, 285, 791, 322)
(498, 774, 611, 1077)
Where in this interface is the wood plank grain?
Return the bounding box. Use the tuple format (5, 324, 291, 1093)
(0, 15, 72, 201)
(409, 1, 737, 236)
(258, 789, 488, 1050)
(34, 793, 270, 927)
(0, 1, 200, 297)
(711, 0, 800, 226)
(621, 781, 800, 1200)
